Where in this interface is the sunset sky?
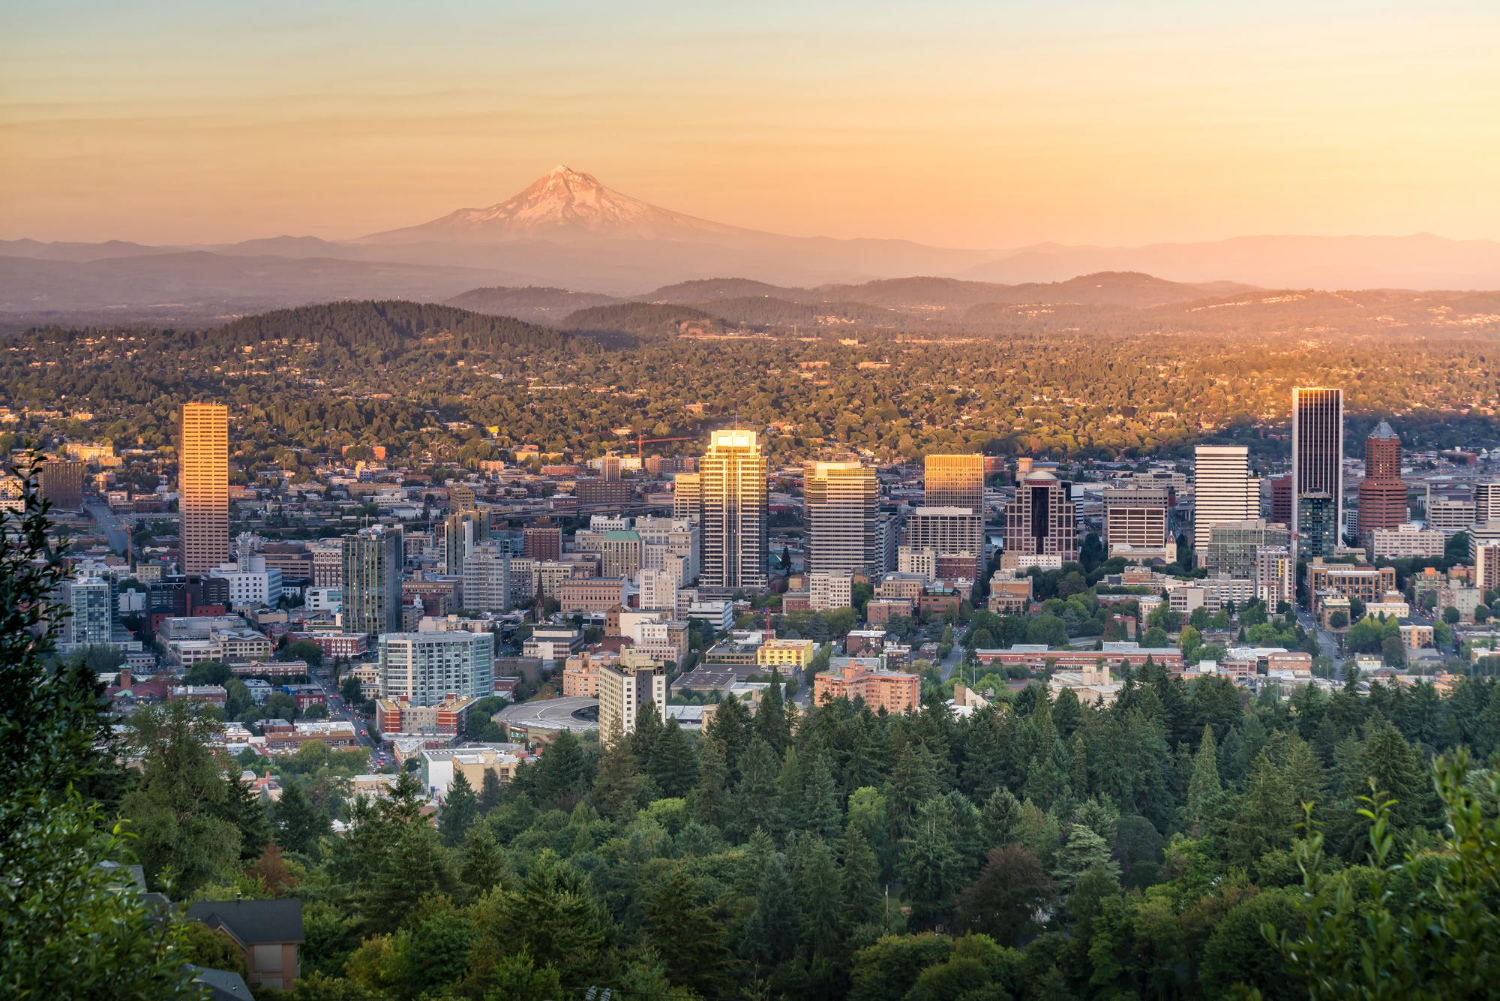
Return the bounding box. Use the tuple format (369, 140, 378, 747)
(4, 0, 1498, 247)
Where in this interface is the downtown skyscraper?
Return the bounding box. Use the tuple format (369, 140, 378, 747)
(699, 429, 768, 591)
(1357, 421, 1407, 548)
(1292, 387, 1345, 557)
(924, 453, 985, 560)
(1193, 445, 1259, 561)
(805, 460, 879, 576)
(178, 402, 229, 575)
(342, 525, 404, 635)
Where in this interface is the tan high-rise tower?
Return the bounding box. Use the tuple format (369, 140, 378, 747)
(700, 429, 768, 591)
(179, 402, 229, 575)
(805, 460, 879, 575)
(924, 453, 985, 559)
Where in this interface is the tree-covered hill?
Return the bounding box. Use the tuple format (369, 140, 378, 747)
(209, 299, 589, 354)
(562, 301, 732, 338)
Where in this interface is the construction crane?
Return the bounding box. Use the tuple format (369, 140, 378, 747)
(629, 434, 694, 460)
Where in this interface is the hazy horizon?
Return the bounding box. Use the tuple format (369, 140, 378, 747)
(5, 1, 1499, 248)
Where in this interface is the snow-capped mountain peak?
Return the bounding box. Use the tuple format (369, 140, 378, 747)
(363, 166, 748, 244)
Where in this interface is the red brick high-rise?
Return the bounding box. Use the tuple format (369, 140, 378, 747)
(1357, 421, 1407, 546)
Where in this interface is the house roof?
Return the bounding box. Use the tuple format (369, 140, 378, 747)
(186, 899, 305, 945)
(188, 966, 255, 1000)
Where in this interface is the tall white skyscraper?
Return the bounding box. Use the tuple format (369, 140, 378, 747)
(1292, 387, 1345, 557)
(1193, 445, 1259, 561)
(699, 429, 768, 591)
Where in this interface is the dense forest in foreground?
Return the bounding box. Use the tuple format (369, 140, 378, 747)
(6, 482, 1500, 999)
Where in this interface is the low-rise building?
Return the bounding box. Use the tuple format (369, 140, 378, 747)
(813, 657, 920, 714)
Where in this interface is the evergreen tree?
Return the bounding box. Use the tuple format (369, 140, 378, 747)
(756, 668, 791, 754)
(457, 821, 508, 902)
(219, 768, 272, 860)
(478, 769, 504, 813)
(730, 738, 784, 841)
(534, 729, 588, 808)
(648, 718, 699, 797)
(692, 735, 728, 828)
(440, 769, 479, 847)
(0, 470, 197, 995)
(795, 835, 845, 960)
(1052, 823, 1120, 895)
(275, 780, 330, 857)
(981, 788, 1024, 850)
(1185, 722, 1222, 832)
(642, 868, 738, 998)
(706, 694, 754, 780)
(591, 737, 642, 822)
(888, 741, 941, 842)
(745, 851, 801, 969)
(900, 795, 965, 929)
(840, 825, 884, 930)
(804, 751, 844, 841)
(119, 700, 243, 894)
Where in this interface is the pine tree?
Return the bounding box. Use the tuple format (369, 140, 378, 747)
(275, 780, 330, 857)
(839, 825, 883, 929)
(888, 741, 941, 842)
(1186, 723, 1222, 831)
(756, 668, 791, 754)
(440, 769, 479, 847)
(981, 788, 1023, 850)
(119, 701, 243, 894)
(706, 694, 753, 780)
(478, 769, 504, 813)
(535, 729, 588, 809)
(745, 851, 801, 969)
(899, 795, 964, 929)
(794, 835, 844, 960)
(649, 718, 699, 798)
(642, 868, 737, 998)
(730, 738, 784, 841)
(692, 736, 728, 828)
(1052, 823, 1120, 895)
(219, 769, 272, 861)
(591, 738, 642, 822)
(804, 752, 843, 841)
(457, 821, 508, 902)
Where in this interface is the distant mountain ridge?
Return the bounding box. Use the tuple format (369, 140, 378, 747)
(4, 165, 1500, 310)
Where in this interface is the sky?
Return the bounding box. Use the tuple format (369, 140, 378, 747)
(3, 0, 1499, 248)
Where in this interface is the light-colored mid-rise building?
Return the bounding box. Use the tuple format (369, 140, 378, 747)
(1103, 487, 1174, 562)
(699, 430, 768, 591)
(461, 543, 513, 612)
(1203, 519, 1290, 579)
(673, 472, 701, 522)
(1193, 445, 1259, 560)
(598, 651, 667, 745)
(1254, 545, 1296, 610)
(905, 506, 985, 579)
(179, 402, 229, 574)
(809, 569, 854, 611)
(1371, 523, 1446, 560)
(57, 575, 113, 652)
(378, 631, 494, 706)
